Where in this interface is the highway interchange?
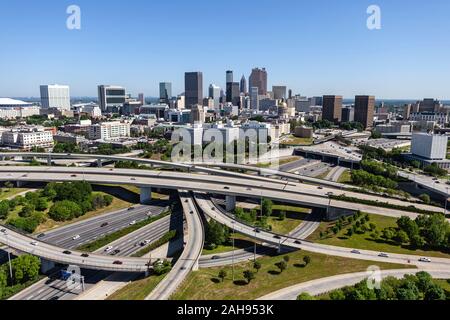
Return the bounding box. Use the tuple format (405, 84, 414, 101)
(1, 153, 449, 300)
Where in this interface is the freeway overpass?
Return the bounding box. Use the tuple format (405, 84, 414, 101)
(0, 226, 150, 273)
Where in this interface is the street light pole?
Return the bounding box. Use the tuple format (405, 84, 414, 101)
(445, 187, 449, 215)
(232, 221, 235, 282)
(6, 234, 13, 280)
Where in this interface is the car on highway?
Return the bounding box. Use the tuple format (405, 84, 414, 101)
(274, 235, 282, 240)
(294, 240, 302, 245)
(129, 220, 136, 226)
(72, 235, 80, 240)
(81, 253, 89, 258)
(140, 240, 152, 246)
(146, 211, 153, 217)
(104, 246, 114, 253)
(111, 249, 121, 255)
(0, 228, 7, 234)
(254, 228, 261, 233)
(37, 233, 46, 238)
(318, 187, 323, 190)
(351, 249, 361, 254)
(190, 211, 194, 215)
(63, 250, 72, 255)
(71, 174, 77, 177)
(224, 186, 230, 190)
(113, 261, 123, 265)
(378, 253, 389, 258)
(30, 241, 38, 246)
(419, 257, 431, 263)
(101, 222, 109, 227)
(211, 255, 221, 260)
(128, 207, 135, 211)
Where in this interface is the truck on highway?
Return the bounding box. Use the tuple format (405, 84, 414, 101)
(60, 270, 73, 281)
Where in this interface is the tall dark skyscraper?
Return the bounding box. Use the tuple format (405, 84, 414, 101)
(240, 75, 247, 94)
(249, 68, 268, 96)
(288, 89, 293, 99)
(226, 70, 234, 103)
(322, 95, 343, 124)
(354, 95, 375, 129)
(226, 70, 233, 84)
(185, 72, 203, 108)
(159, 82, 172, 104)
(226, 82, 240, 106)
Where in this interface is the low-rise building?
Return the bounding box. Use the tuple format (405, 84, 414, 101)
(88, 121, 131, 140)
(1, 127, 54, 150)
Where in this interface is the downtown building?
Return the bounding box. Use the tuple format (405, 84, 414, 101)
(97, 85, 127, 113)
(322, 95, 343, 123)
(40, 84, 71, 110)
(88, 121, 131, 140)
(354, 95, 375, 129)
(249, 68, 268, 96)
(185, 72, 203, 108)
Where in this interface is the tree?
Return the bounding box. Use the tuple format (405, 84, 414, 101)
(35, 198, 49, 211)
(279, 211, 286, 221)
(329, 289, 346, 300)
(19, 204, 35, 218)
(297, 292, 315, 300)
(275, 261, 287, 273)
(395, 230, 409, 245)
(218, 270, 227, 282)
(243, 270, 255, 284)
(261, 199, 273, 217)
(4, 182, 14, 189)
(253, 261, 262, 273)
(424, 283, 446, 300)
(0, 200, 10, 219)
(419, 194, 431, 204)
(303, 256, 311, 266)
(48, 200, 83, 221)
(283, 255, 290, 264)
(152, 260, 172, 275)
(11, 255, 41, 284)
(205, 220, 229, 247)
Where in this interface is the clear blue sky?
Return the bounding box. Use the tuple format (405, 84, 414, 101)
(1, 0, 450, 99)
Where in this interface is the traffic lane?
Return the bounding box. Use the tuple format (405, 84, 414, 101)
(195, 194, 450, 269)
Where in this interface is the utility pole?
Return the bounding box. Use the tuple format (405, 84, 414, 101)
(6, 234, 13, 281)
(232, 221, 235, 282)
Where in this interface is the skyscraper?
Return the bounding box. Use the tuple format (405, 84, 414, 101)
(354, 95, 376, 129)
(418, 98, 440, 113)
(226, 70, 233, 84)
(97, 85, 126, 112)
(240, 75, 247, 94)
(249, 68, 268, 96)
(138, 93, 145, 105)
(250, 87, 259, 111)
(322, 95, 343, 124)
(40, 84, 71, 110)
(185, 72, 203, 108)
(209, 84, 221, 111)
(226, 82, 241, 106)
(272, 86, 287, 100)
(159, 82, 172, 104)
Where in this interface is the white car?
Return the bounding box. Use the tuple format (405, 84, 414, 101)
(72, 235, 80, 240)
(129, 220, 136, 226)
(30, 241, 38, 246)
(104, 246, 114, 253)
(419, 257, 431, 263)
(378, 253, 389, 258)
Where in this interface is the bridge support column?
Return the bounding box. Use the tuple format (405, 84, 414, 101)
(40, 259, 56, 274)
(225, 195, 236, 212)
(97, 159, 103, 168)
(140, 187, 152, 205)
(47, 156, 52, 166)
(192, 260, 199, 272)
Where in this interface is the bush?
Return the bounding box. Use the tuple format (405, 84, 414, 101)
(48, 200, 83, 221)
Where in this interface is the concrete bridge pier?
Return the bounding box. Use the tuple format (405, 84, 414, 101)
(225, 195, 236, 212)
(40, 259, 56, 274)
(192, 260, 199, 272)
(140, 187, 152, 205)
(97, 159, 103, 168)
(47, 156, 52, 166)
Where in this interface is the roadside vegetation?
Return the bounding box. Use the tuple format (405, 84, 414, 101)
(131, 230, 178, 257)
(0, 255, 42, 300)
(0, 182, 118, 234)
(309, 212, 450, 258)
(171, 250, 410, 300)
(312, 272, 449, 300)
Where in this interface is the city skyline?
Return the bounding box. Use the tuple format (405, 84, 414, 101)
(2, 0, 450, 99)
